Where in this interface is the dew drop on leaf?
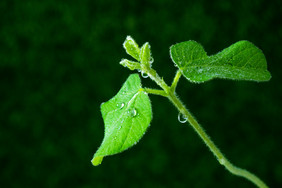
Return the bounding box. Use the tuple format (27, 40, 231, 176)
(129, 108, 137, 117)
(178, 112, 188, 123)
(141, 72, 149, 78)
(116, 103, 125, 109)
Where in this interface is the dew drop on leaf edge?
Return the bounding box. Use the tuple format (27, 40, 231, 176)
(178, 112, 188, 123)
(149, 57, 154, 64)
(141, 72, 149, 78)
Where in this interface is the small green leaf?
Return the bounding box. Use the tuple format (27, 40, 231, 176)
(123, 36, 141, 61)
(119, 59, 141, 71)
(140, 42, 151, 65)
(92, 74, 152, 166)
(170, 40, 271, 83)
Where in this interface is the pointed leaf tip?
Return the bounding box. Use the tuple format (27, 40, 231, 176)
(92, 156, 103, 166)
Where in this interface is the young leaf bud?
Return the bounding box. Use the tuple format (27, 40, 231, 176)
(120, 59, 141, 71)
(140, 42, 151, 66)
(123, 36, 141, 61)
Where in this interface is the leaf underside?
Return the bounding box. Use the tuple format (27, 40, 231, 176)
(170, 40, 271, 83)
(92, 74, 152, 166)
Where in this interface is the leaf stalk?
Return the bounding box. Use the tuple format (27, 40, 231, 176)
(171, 70, 182, 93)
(141, 88, 168, 97)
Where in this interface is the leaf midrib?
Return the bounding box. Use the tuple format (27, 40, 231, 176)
(180, 53, 265, 72)
(119, 91, 142, 151)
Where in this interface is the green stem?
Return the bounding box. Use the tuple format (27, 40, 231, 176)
(142, 65, 268, 188)
(171, 70, 182, 93)
(142, 88, 168, 97)
(167, 89, 268, 188)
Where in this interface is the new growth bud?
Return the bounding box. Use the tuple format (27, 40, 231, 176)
(140, 42, 152, 66)
(120, 59, 141, 71)
(123, 36, 141, 61)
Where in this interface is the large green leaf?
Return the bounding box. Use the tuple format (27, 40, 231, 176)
(92, 74, 152, 166)
(170, 40, 271, 83)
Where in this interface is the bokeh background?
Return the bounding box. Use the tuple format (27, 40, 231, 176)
(1, 0, 281, 187)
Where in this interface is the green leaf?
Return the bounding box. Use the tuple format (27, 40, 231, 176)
(123, 36, 141, 61)
(170, 41, 208, 68)
(119, 59, 141, 71)
(170, 40, 271, 83)
(140, 42, 151, 65)
(92, 74, 152, 166)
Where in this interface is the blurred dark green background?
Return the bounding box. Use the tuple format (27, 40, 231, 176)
(1, 0, 281, 187)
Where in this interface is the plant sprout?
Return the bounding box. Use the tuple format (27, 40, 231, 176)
(92, 36, 271, 188)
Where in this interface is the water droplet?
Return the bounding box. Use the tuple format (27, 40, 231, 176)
(178, 113, 188, 123)
(141, 72, 149, 78)
(129, 108, 137, 117)
(149, 57, 154, 64)
(198, 69, 203, 73)
(117, 103, 125, 109)
(137, 69, 141, 72)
